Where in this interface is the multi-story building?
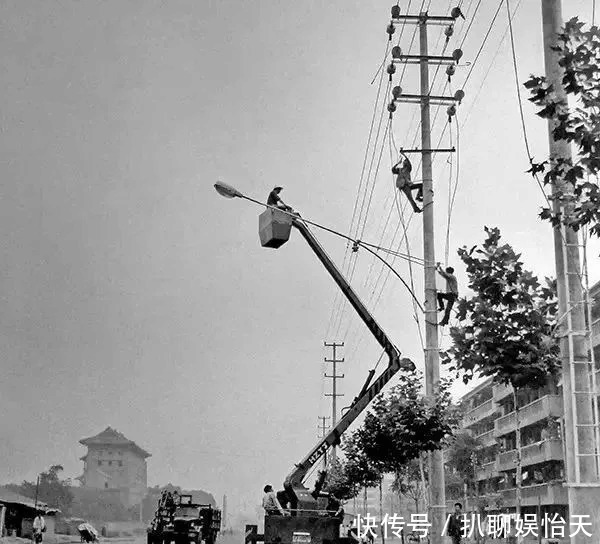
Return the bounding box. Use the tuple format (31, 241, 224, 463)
(452, 279, 600, 518)
(78, 426, 151, 507)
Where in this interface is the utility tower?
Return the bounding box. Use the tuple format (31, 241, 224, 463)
(318, 416, 331, 438)
(387, 7, 464, 544)
(541, 0, 600, 540)
(324, 341, 344, 462)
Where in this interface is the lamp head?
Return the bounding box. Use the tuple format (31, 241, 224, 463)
(214, 180, 243, 199)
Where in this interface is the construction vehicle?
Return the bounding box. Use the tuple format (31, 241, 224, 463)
(148, 494, 221, 544)
(245, 209, 416, 544)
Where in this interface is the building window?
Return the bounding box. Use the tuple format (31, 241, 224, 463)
(98, 460, 102, 466)
(109, 451, 113, 456)
(118, 461, 123, 467)
(108, 461, 112, 466)
(104, 482, 108, 489)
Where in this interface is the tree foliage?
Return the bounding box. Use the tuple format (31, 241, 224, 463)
(390, 459, 427, 513)
(342, 432, 383, 491)
(323, 458, 360, 501)
(445, 432, 483, 485)
(441, 227, 560, 389)
(352, 371, 460, 473)
(10, 465, 73, 513)
(524, 18, 600, 237)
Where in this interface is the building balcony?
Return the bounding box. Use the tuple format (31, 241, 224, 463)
(496, 439, 564, 472)
(592, 318, 600, 346)
(500, 482, 567, 507)
(493, 382, 513, 401)
(477, 429, 496, 448)
(475, 460, 497, 482)
(462, 398, 497, 428)
(494, 395, 563, 437)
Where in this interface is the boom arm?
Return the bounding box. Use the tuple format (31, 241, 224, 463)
(284, 218, 415, 489)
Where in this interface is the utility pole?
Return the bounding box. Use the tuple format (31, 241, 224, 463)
(318, 416, 331, 438)
(324, 341, 344, 462)
(222, 494, 227, 531)
(387, 7, 463, 544)
(318, 416, 331, 470)
(541, 1, 600, 540)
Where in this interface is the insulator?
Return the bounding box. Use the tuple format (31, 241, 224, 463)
(446, 65, 456, 78)
(447, 105, 457, 120)
(451, 6, 465, 19)
(392, 85, 402, 99)
(391, 5, 401, 18)
(386, 23, 396, 39)
(452, 48, 463, 62)
(454, 89, 465, 103)
(386, 63, 396, 76)
(444, 25, 454, 38)
(388, 102, 397, 113)
(391, 46, 403, 59)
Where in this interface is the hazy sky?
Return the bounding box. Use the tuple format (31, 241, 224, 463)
(1, 0, 598, 521)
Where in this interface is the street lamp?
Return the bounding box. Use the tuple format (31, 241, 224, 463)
(214, 180, 243, 199)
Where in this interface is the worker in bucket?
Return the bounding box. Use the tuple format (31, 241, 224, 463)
(436, 263, 458, 326)
(392, 153, 423, 214)
(262, 485, 289, 516)
(267, 187, 293, 212)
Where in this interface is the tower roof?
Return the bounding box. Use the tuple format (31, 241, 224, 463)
(80, 426, 151, 458)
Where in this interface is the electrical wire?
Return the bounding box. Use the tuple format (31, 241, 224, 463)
(460, 0, 524, 128)
(462, 0, 505, 88)
(505, 0, 551, 209)
(325, 42, 391, 341)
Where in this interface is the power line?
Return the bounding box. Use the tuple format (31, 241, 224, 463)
(460, 0, 524, 128)
(505, 0, 551, 209)
(462, 0, 505, 88)
(325, 44, 390, 340)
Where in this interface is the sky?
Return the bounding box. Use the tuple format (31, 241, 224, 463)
(1, 0, 598, 523)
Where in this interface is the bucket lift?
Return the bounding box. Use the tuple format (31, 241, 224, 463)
(247, 209, 415, 544)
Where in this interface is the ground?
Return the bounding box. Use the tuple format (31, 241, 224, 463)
(2, 533, 241, 544)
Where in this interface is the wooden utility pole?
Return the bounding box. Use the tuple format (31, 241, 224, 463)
(541, 1, 600, 540)
(324, 341, 344, 462)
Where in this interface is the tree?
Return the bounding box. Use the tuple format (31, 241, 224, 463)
(444, 432, 484, 506)
(354, 370, 460, 474)
(391, 458, 427, 514)
(343, 432, 383, 516)
(15, 465, 73, 514)
(524, 18, 600, 237)
(323, 458, 359, 502)
(441, 227, 561, 526)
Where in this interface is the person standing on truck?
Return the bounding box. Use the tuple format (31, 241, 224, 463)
(436, 263, 458, 326)
(262, 485, 288, 516)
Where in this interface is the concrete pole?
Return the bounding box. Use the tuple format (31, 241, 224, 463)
(419, 14, 446, 544)
(541, 1, 600, 540)
(325, 342, 345, 463)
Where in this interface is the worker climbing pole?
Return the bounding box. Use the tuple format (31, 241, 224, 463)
(386, 6, 466, 544)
